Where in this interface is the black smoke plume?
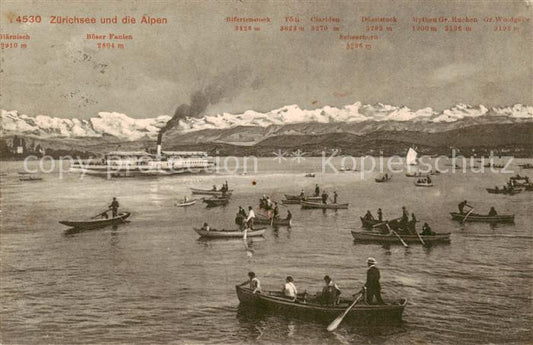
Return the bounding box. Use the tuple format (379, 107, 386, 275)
(160, 66, 254, 134)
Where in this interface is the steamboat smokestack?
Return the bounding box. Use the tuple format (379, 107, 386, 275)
(156, 132, 163, 157)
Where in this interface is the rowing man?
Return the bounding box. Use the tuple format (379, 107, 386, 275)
(109, 197, 119, 218)
(458, 200, 472, 215)
(238, 271, 261, 293)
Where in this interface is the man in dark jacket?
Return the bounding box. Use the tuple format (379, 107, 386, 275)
(363, 257, 385, 305)
(109, 197, 119, 217)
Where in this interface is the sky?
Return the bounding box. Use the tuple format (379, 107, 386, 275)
(0, 0, 531, 119)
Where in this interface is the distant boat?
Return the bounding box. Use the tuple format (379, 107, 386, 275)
(305, 173, 315, 177)
(406, 148, 418, 166)
(19, 174, 42, 182)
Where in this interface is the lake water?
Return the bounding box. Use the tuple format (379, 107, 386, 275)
(1, 158, 532, 344)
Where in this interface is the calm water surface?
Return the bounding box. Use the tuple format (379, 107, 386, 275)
(1, 158, 532, 344)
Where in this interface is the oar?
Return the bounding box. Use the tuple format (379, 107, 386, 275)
(243, 228, 248, 240)
(415, 229, 426, 246)
(91, 208, 110, 219)
(327, 293, 363, 332)
(387, 223, 408, 248)
(462, 208, 474, 224)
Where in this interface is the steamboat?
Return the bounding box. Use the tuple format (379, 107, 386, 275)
(70, 133, 215, 177)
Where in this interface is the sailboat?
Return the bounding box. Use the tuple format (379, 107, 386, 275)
(406, 147, 418, 166)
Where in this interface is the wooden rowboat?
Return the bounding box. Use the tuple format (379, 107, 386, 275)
(301, 201, 349, 209)
(19, 175, 43, 181)
(282, 199, 301, 205)
(414, 180, 433, 187)
(351, 231, 451, 244)
(190, 187, 233, 196)
(236, 285, 406, 324)
(203, 198, 229, 207)
(450, 212, 514, 223)
(254, 214, 292, 226)
(375, 175, 391, 183)
(285, 194, 321, 201)
(486, 188, 522, 195)
(194, 227, 266, 238)
(59, 212, 131, 230)
(175, 199, 197, 207)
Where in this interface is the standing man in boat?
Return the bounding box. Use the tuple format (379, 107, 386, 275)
(377, 208, 383, 222)
(333, 191, 338, 204)
(362, 257, 384, 305)
(315, 184, 320, 197)
(458, 200, 472, 215)
(285, 209, 292, 221)
(321, 190, 328, 204)
(238, 271, 261, 293)
(246, 206, 256, 230)
(109, 197, 119, 218)
(401, 206, 409, 226)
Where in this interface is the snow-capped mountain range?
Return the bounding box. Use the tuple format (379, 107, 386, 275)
(2, 103, 532, 141)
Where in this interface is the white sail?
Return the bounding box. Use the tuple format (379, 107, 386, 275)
(406, 147, 418, 166)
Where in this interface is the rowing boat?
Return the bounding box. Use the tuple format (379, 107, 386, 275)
(305, 173, 316, 177)
(301, 201, 349, 209)
(486, 188, 522, 195)
(236, 285, 406, 324)
(375, 175, 391, 183)
(285, 194, 321, 201)
(351, 231, 451, 244)
(175, 199, 197, 207)
(254, 214, 292, 226)
(414, 180, 433, 187)
(203, 198, 229, 207)
(450, 212, 514, 223)
(518, 164, 533, 169)
(19, 175, 43, 181)
(59, 212, 131, 230)
(194, 227, 266, 238)
(190, 187, 233, 196)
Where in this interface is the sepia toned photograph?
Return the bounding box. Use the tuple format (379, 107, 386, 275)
(1, 1, 532, 344)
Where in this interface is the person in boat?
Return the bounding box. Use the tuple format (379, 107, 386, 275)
(321, 191, 328, 204)
(282, 276, 298, 301)
(299, 189, 305, 199)
(458, 200, 472, 215)
(266, 197, 273, 210)
(108, 197, 119, 218)
(401, 206, 409, 224)
(384, 173, 389, 180)
(525, 176, 530, 183)
(238, 271, 261, 294)
(362, 257, 384, 305)
(315, 184, 320, 197)
(272, 202, 280, 220)
(285, 209, 292, 221)
(427, 176, 432, 184)
(246, 206, 255, 230)
(494, 186, 499, 191)
(183, 196, 189, 203)
(321, 275, 341, 306)
(421, 222, 435, 236)
(364, 210, 374, 222)
(212, 185, 217, 191)
(488, 206, 498, 216)
(201, 222, 210, 232)
(235, 209, 245, 230)
(410, 213, 417, 234)
(377, 208, 383, 222)
(333, 191, 338, 204)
